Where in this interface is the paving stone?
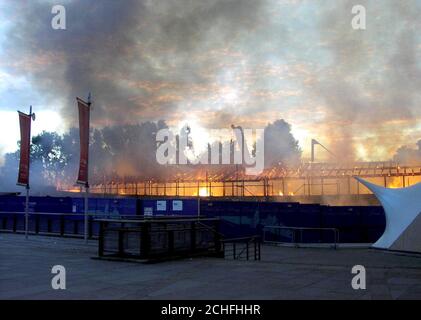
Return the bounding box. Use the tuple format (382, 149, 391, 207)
(1, 233, 421, 299)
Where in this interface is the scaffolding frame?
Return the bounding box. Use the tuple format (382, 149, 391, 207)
(62, 162, 421, 198)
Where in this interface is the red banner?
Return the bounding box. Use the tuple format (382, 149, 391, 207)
(17, 112, 31, 186)
(77, 97, 90, 185)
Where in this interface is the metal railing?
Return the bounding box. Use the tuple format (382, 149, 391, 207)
(0, 211, 100, 239)
(97, 217, 223, 261)
(0, 212, 202, 239)
(263, 226, 339, 249)
(221, 236, 261, 261)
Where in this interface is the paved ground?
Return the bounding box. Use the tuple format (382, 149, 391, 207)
(1, 233, 421, 299)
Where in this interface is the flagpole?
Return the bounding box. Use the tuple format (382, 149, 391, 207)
(25, 185, 29, 239)
(84, 93, 91, 244)
(25, 105, 34, 240)
(25, 106, 29, 238)
(84, 182, 89, 243)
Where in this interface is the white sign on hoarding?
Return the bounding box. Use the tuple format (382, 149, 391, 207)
(172, 200, 183, 211)
(144, 207, 153, 216)
(157, 200, 167, 211)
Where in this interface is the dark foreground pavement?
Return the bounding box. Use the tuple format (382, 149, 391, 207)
(1, 233, 421, 299)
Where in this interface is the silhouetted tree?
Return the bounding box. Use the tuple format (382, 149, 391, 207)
(393, 139, 421, 165)
(263, 119, 301, 168)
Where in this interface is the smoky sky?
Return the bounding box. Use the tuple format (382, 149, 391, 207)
(1, 0, 268, 124)
(312, 0, 421, 159)
(1, 0, 421, 161)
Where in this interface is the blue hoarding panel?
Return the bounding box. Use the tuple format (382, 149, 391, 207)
(139, 199, 198, 216)
(0, 195, 388, 243)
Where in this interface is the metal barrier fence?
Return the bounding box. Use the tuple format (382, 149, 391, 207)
(98, 217, 223, 261)
(222, 236, 261, 261)
(0, 211, 101, 238)
(263, 226, 339, 249)
(0, 211, 263, 262)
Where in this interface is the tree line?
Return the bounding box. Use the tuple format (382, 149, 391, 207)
(0, 119, 302, 192)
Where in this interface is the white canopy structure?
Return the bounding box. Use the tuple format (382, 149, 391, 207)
(356, 177, 421, 253)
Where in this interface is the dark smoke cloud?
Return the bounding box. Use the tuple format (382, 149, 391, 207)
(1, 0, 420, 164)
(2, 0, 268, 126)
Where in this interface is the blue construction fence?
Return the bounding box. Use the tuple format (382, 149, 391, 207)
(0, 195, 385, 243)
(0, 196, 137, 238)
(0, 196, 200, 238)
(200, 200, 385, 243)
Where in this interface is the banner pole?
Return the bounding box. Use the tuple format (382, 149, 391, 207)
(84, 93, 91, 244)
(25, 185, 29, 239)
(84, 183, 89, 243)
(197, 196, 200, 218)
(25, 105, 33, 240)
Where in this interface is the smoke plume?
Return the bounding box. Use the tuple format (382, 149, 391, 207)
(2, 0, 267, 126)
(1, 0, 420, 164)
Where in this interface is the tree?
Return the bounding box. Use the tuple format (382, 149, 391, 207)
(393, 139, 421, 165)
(263, 119, 301, 168)
(30, 131, 67, 186)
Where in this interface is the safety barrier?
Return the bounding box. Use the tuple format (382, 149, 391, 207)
(221, 236, 261, 261)
(263, 226, 339, 249)
(97, 217, 223, 261)
(0, 211, 100, 238)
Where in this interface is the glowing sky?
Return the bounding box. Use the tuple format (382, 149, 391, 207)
(0, 0, 420, 164)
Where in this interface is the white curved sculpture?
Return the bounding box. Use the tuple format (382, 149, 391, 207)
(355, 177, 421, 253)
